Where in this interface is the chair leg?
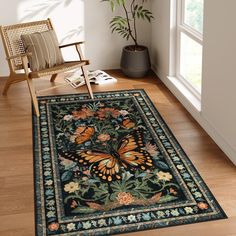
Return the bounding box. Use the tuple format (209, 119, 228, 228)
(2, 75, 14, 95)
(50, 74, 58, 82)
(81, 67, 94, 99)
(26, 78, 40, 117)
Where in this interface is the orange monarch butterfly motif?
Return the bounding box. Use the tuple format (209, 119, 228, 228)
(75, 126, 94, 144)
(77, 129, 153, 182)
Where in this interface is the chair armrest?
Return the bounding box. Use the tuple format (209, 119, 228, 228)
(64, 60, 90, 65)
(6, 52, 32, 60)
(59, 41, 84, 49)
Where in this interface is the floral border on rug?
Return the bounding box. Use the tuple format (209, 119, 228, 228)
(33, 89, 227, 236)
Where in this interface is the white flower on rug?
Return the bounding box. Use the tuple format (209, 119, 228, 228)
(45, 180, 53, 186)
(167, 149, 174, 154)
(156, 171, 173, 181)
(63, 115, 73, 121)
(64, 182, 79, 193)
(187, 182, 195, 188)
(127, 215, 136, 222)
(184, 207, 194, 214)
(177, 164, 184, 170)
(82, 221, 92, 229)
(47, 211, 55, 218)
(119, 110, 129, 116)
(47, 200, 55, 206)
(193, 192, 202, 198)
(67, 223, 76, 231)
(173, 156, 180, 161)
(171, 209, 180, 216)
(157, 211, 165, 218)
(44, 171, 51, 176)
(98, 219, 107, 227)
(44, 163, 51, 167)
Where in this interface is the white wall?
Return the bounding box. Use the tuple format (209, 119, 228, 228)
(201, 0, 236, 159)
(151, 0, 171, 80)
(0, 0, 151, 76)
(151, 0, 236, 164)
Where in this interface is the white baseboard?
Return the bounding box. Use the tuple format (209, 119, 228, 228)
(152, 65, 236, 165)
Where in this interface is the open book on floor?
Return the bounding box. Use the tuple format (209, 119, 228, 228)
(65, 70, 117, 88)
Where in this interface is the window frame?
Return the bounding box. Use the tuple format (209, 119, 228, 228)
(176, 0, 204, 100)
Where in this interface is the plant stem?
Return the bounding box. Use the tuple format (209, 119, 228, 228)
(122, 3, 138, 47)
(131, 0, 138, 47)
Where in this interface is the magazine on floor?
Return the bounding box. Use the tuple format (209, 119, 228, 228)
(65, 70, 117, 88)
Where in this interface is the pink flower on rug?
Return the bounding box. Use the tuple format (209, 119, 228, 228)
(119, 110, 129, 116)
(145, 142, 158, 156)
(97, 133, 111, 142)
(116, 192, 134, 205)
(72, 108, 94, 120)
(48, 222, 59, 231)
(59, 157, 74, 167)
(197, 202, 208, 210)
(97, 107, 120, 119)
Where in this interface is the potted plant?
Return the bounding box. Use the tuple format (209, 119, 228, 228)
(102, 0, 154, 77)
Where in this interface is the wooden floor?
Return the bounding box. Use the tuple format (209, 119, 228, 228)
(0, 70, 235, 236)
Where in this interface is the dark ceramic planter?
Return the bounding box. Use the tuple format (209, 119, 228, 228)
(120, 45, 151, 78)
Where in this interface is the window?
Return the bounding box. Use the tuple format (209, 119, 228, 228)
(176, 0, 204, 96)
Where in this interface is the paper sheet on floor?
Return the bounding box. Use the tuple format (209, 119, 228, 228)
(65, 70, 117, 88)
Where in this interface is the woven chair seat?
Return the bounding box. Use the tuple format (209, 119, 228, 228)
(29, 60, 89, 78)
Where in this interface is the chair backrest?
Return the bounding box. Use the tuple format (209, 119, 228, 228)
(0, 19, 53, 72)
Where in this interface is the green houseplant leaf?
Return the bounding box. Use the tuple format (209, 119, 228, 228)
(102, 0, 154, 47)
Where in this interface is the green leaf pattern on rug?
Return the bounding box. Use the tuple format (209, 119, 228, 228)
(51, 98, 182, 215)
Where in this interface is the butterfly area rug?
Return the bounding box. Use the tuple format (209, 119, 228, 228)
(33, 89, 226, 236)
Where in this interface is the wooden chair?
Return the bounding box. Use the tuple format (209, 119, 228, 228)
(0, 18, 94, 117)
